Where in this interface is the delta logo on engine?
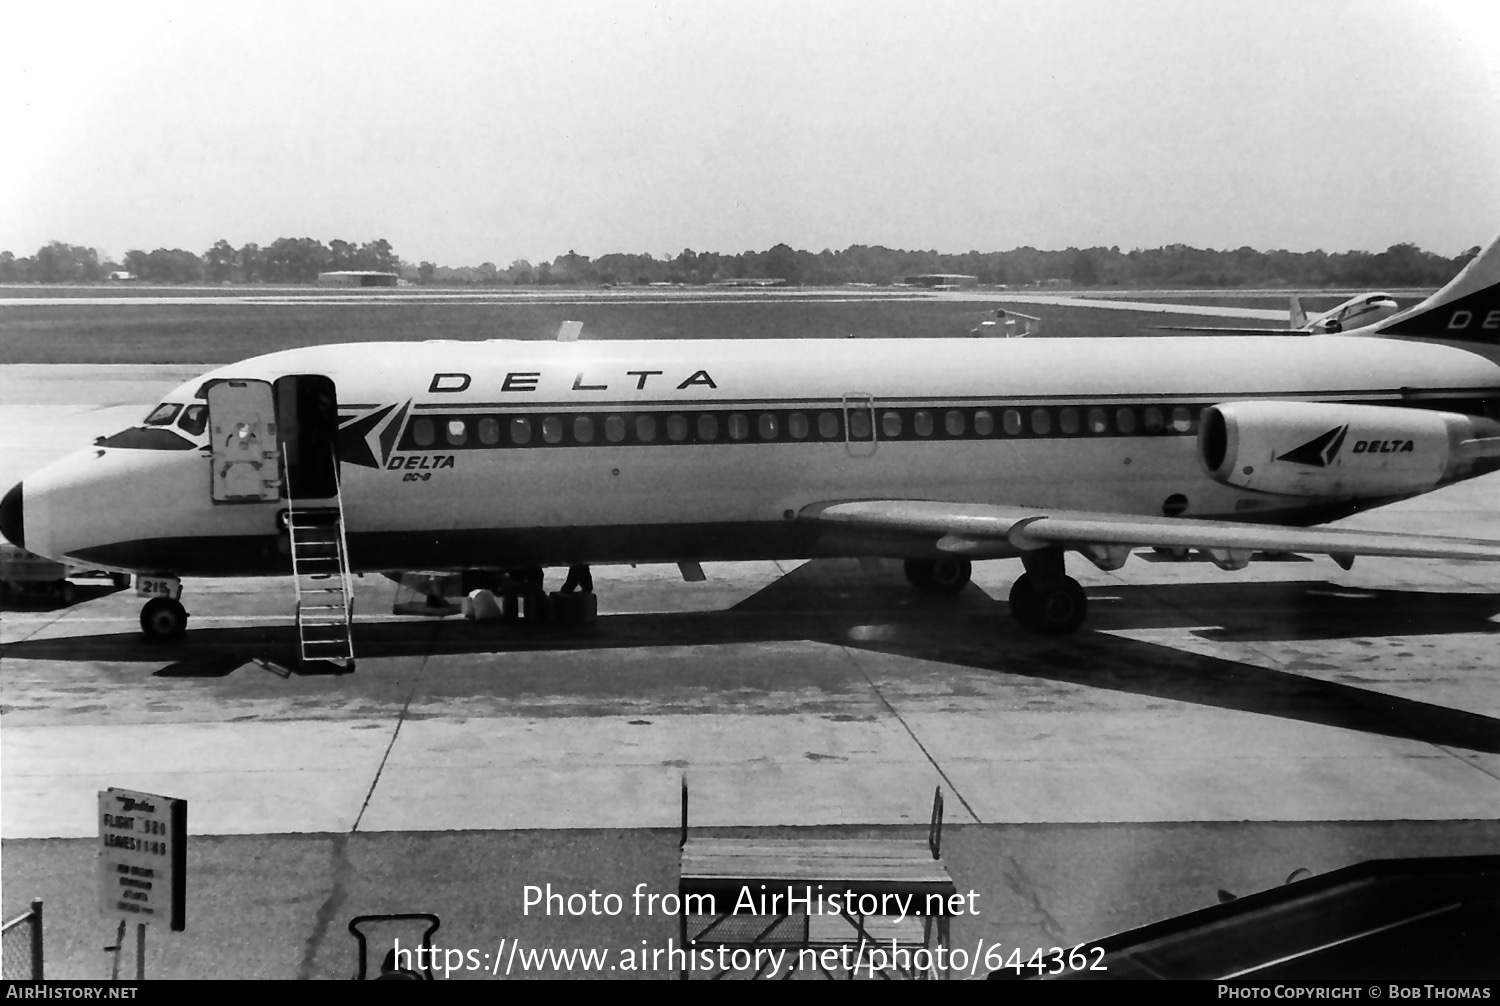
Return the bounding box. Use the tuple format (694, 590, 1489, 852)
(1276, 426, 1415, 467)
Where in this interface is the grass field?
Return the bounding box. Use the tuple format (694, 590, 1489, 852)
(0, 289, 1437, 365)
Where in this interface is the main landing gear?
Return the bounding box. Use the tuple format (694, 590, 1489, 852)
(140, 597, 188, 641)
(1008, 548, 1087, 634)
(902, 550, 1088, 634)
(1007, 573, 1087, 634)
(903, 558, 972, 594)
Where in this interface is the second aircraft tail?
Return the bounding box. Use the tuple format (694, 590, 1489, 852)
(1289, 295, 1308, 330)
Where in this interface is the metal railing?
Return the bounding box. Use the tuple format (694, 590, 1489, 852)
(1, 899, 43, 979)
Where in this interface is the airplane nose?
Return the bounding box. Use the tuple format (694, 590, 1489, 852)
(0, 482, 21, 548)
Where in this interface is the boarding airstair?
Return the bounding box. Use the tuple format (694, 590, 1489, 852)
(285, 452, 355, 670)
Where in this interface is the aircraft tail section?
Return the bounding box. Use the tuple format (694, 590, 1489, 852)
(1289, 295, 1308, 330)
(1370, 235, 1500, 343)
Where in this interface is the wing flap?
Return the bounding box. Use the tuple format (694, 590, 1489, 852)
(800, 500, 1500, 562)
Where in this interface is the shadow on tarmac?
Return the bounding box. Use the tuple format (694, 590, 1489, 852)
(0, 580, 125, 611)
(4, 560, 1499, 753)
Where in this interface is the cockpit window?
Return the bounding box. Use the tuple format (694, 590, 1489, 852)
(145, 403, 183, 426)
(177, 404, 208, 436)
(96, 427, 197, 451)
(97, 400, 207, 450)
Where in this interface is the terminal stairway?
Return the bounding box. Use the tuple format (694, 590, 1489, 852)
(285, 473, 355, 670)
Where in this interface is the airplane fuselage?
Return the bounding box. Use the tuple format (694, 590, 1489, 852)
(1310, 293, 1401, 333)
(12, 334, 1500, 578)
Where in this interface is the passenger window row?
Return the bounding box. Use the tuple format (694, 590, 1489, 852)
(400, 404, 1202, 450)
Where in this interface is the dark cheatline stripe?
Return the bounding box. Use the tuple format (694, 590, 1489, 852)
(387, 394, 1500, 454)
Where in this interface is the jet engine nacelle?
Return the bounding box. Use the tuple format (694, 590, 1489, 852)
(1199, 400, 1500, 498)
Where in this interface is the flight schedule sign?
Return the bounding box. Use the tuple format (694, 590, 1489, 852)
(97, 788, 186, 931)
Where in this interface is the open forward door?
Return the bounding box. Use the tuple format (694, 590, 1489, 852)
(207, 379, 282, 504)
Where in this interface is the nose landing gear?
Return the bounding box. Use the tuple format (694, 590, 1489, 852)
(140, 597, 189, 641)
(137, 575, 188, 641)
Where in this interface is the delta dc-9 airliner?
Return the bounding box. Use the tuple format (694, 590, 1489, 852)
(4, 236, 1500, 670)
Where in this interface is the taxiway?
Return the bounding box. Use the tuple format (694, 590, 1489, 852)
(2, 363, 1497, 978)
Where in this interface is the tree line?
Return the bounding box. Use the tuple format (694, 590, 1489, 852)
(0, 238, 1480, 289)
(0, 238, 399, 284)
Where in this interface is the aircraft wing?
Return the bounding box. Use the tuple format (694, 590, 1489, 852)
(799, 500, 1500, 568)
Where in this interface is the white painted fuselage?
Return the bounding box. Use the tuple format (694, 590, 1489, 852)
(11, 333, 1500, 578)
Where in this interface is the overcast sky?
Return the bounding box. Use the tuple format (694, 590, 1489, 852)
(3, 0, 1498, 266)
